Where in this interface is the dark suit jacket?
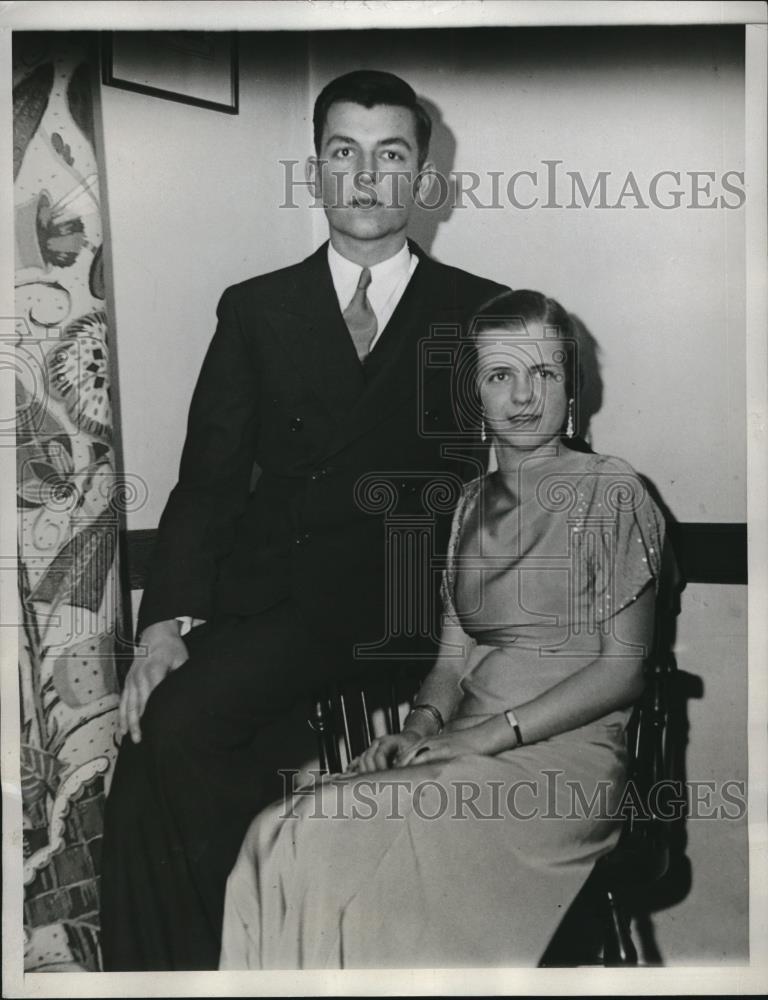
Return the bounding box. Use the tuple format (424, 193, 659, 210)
(137, 241, 506, 653)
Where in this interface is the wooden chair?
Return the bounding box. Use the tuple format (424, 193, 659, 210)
(309, 664, 427, 776)
(308, 655, 676, 967)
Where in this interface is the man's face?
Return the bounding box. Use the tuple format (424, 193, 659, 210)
(309, 100, 430, 244)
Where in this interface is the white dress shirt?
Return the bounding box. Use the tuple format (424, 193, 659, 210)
(328, 240, 419, 350)
(176, 242, 419, 637)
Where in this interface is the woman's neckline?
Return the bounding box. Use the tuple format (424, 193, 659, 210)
(492, 441, 590, 482)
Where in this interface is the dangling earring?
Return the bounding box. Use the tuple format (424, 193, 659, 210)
(481, 414, 487, 443)
(565, 398, 575, 438)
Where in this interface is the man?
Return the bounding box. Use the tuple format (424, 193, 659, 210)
(100, 69, 507, 970)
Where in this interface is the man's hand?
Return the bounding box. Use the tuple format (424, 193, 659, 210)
(119, 619, 189, 744)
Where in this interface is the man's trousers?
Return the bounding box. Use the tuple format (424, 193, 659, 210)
(99, 600, 345, 971)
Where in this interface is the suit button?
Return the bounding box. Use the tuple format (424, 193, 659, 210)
(289, 417, 304, 432)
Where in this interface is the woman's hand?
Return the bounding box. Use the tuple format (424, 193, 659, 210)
(346, 731, 421, 774)
(397, 720, 499, 767)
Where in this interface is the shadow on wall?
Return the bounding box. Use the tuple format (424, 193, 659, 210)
(564, 311, 697, 963)
(569, 313, 603, 446)
(632, 666, 701, 963)
(628, 483, 699, 964)
(409, 97, 456, 255)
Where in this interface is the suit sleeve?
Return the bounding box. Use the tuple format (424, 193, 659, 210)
(137, 287, 261, 634)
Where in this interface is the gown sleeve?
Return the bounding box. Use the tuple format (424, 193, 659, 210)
(577, 457, 668, 623)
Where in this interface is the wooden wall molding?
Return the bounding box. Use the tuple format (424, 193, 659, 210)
(123, 522, 748, 592)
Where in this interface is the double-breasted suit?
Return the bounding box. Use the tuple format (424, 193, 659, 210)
(101, 240, 506, 970)
(138, 240, 506, 651)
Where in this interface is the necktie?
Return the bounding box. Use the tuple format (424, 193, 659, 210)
(343, 266, 378, 361)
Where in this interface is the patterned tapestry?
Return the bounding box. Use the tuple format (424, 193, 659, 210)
(14, 33, 123, 972)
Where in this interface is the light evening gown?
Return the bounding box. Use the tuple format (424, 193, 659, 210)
(220, 447, 667, 968)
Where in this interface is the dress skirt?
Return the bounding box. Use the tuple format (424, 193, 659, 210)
(220, 454, 665, 968)
(220, 642, 631, 969)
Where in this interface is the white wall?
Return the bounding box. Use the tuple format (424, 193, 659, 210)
(661, 582, 748, 962)
(308, 26, 746, 522)
(105, 26, 748, 963)
(101, 32, 314, 529)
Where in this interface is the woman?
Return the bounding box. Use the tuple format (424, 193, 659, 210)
(220, 290, 668, 969)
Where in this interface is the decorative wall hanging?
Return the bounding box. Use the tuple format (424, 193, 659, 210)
(14, 32, 125, 972)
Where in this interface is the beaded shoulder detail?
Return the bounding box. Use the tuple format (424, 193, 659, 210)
(439, 458, 668, 625)
(560, 454, 668, 617)
(441, 475, 486, 624)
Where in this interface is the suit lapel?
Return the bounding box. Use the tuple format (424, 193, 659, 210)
(323, 242, 449, 456)
(269, 242, 364, 418)
(270, 241, 457, 454)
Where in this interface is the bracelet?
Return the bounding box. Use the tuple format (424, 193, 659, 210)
(503, 708, 524, 747)
(406, 703, 444, 735)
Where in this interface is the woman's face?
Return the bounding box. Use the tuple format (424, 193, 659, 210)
(475, 323, 569, 450)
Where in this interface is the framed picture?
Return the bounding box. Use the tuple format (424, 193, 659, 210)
(101, 31, 238, 114)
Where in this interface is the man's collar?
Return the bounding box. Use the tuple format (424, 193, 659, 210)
(327, 240, 413, 283)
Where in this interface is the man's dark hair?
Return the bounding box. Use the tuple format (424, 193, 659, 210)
(313, 70, 432, 166)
